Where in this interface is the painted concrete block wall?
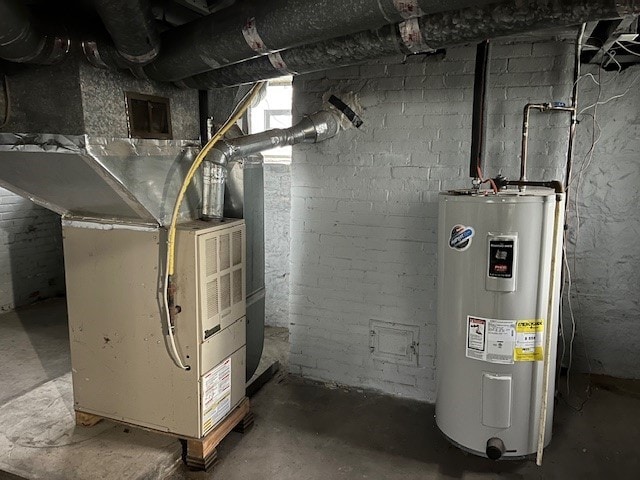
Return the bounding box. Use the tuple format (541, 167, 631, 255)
(264, 164, 291, 327)
(289, 40, 574, 401)
(0, 189, 64, 311)
(566, 64, 640, 379)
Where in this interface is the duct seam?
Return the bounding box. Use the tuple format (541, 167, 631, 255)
(399, 18, 430, 53)
(242, 17, 270, 54)
(393, 0, 423, 19)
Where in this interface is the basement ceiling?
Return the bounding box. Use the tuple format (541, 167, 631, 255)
(581, 17, 640, 70)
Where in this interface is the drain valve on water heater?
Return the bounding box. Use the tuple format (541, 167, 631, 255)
(486, 438, 506, 460)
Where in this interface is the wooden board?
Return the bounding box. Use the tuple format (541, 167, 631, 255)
(75, 411, 103, 427)
(185, 397, 250, 469)
(75, 397, 252, 471)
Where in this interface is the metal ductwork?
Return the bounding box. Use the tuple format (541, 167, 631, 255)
(143, 0, 498, 82)
(92, 0, 160, 64)
(83, 0, 161, 68)
(0, 134, 201, 226)
(179, 0, 640, 89)
(201, 110, 340, 219)
(179, 23, 414, 89)
(0, 0, 69, 65)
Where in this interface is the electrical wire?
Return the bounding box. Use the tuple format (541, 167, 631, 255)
(614, 40, 640, 58)
(162, 81, 266, 370)
(559, 43, 639, 408)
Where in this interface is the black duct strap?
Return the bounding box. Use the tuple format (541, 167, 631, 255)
(328, 95, 363, 128)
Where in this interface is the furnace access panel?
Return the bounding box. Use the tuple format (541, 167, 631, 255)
(64, 219, 246, 438)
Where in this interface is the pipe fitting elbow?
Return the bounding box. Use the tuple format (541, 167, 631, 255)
(304, 111, 341, 143)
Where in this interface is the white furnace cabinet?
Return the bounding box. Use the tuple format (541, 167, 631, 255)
(63, 219, 246, 439)
(436, 190, 564, 458)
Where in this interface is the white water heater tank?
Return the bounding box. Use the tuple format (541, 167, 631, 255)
(436, 189, 565, 459)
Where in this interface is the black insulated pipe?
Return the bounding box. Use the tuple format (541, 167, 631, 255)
(470, 40, 491, 179)
(144, 0, 498, 82)
(93, 0, 160, 64)
(178, 24, 417, 89)
(178, 0, 640, 89)
(0, 0, 69, 65)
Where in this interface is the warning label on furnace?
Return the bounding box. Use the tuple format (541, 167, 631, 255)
(515, 320, 544, 361)
(202, 357, 232, 434)
(466, 316, 515, 364)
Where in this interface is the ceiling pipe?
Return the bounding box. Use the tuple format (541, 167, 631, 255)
(178, 23, 419, 89)
(0, 0, 70, 65)
(85, 0, 160, 67)
(143, 0, 499, 82)
(177, 0, 640, 89)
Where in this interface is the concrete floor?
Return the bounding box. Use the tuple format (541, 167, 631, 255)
(1, 300, 639, 480)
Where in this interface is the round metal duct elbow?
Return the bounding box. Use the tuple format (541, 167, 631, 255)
(304, 111, 341, 143)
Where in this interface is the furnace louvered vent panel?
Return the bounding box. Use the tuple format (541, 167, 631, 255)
(220, 273, 231, 311)
(196, 222, 246, 342)
(233, 269, 243, 304)
(206, 279, 218, 318)
(219, 234, 230, 271)
(205, 237, 217, 276)
(232, 230, 242, 266)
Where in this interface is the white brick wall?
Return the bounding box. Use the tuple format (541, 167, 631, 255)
(264, 164, 291, 327)
(289, 40, 574, 401)
(0, 188, 65, 311)
(566, 64, 640, 379)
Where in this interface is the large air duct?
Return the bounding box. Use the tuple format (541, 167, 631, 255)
(179, 23, 413, 89)
(179, 0, 640, 89)
(83, 0, 161, 69)
(0, 0, 69, 64)
(143, 0, 497, 82)
(92, 0, 160, 64)
(201, 110, 340, 219)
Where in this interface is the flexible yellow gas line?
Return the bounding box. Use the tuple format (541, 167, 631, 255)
(166, 82, 265, 276)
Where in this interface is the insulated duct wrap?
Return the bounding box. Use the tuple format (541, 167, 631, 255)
(92, 0, 160, 64)
(180, 0, 640, 89)
(144, 0, 498, 82)
(0, 0, 69, 64)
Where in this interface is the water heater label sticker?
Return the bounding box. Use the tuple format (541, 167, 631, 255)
(202, 357, 232, 433)
(466, 317, 486, 359)
(449, 225, 475, 251)
(466, 316, 515, 364)
(515, 320, 544, 361)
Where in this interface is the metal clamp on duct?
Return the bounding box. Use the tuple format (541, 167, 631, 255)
(201, 110, 340, 219)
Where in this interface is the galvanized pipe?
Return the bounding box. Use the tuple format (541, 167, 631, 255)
(0, 0, 69, 64)
(144, 0, 497, 82)
(201, 110, 340, 219)
(180, 0, 640, 89)
(92, 0, 160, 64)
